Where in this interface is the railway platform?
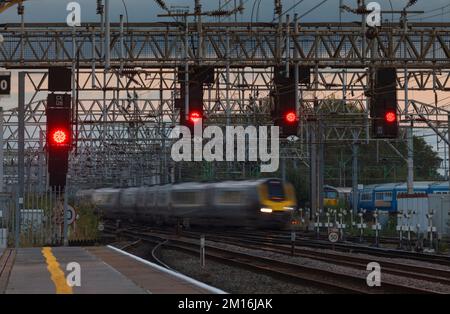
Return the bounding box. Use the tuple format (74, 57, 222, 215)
(0, 245, 223, 294)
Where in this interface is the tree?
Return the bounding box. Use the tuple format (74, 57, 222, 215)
(324, 136, 443, 188)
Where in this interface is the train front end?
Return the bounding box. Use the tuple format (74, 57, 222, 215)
(257, 179, 298, 228)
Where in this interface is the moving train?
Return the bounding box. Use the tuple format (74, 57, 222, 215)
(358, 181, 449, 212)
(77, 178, 298, 229)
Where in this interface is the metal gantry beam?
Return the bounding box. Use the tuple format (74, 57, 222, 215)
(1, 22, 450, 68)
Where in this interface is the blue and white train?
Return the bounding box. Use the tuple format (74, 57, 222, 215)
(358, 181, 449, 213)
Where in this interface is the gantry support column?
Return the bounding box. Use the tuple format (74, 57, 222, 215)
(352, 138, 359, 214)
(16, 72, 25, 248)
(0, 107, 3, 193)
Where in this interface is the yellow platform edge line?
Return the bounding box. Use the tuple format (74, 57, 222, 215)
(41, 247, 73, 294)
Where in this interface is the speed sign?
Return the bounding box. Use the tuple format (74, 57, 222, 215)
(65, 205, 76, 225)
(328, 232, 339, 243)
(0, 73, 11, 95)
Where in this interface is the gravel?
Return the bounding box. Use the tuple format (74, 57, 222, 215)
(123, 242, 328, 294)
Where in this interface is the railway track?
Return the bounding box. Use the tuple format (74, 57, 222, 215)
(272, 230, 450, 247)
(176, 231, 450, 286)
(203, 229, 450, 267)
(105, 220, 450, 261)
(0, 249, 16, 293)
(108, 223, 450, 267)
(109, 227, 448, 294)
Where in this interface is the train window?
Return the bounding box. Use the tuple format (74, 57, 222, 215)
(215, 191, 245, 205)
(172, 191, 205, 205)
(121, 191, 136, 206)
(106, 193, 115, 205)
(144, 192, 154, 205)
(158, 192, 167, 205)
(360, 192, 372, 201)
(324, 191, 338, 199)
(375, 192, 392, 201)
(267, 180, 285, 200)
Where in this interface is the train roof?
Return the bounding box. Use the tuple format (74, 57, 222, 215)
(429, 182, 450, 190)
(373, 183, 403, 191)
(171, 182, 211, 190)
(360, 181, 448, 191)
(335, 187, 352, 193)
(395, 182, 436, 190)
(85, 179, 286, 193)
(213, 178, 282, 189)
(324, 185, 352, 193)
(94, 188, 120, 193)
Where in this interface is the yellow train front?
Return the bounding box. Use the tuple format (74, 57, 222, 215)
(254, 179, 298, 228)
(170, 178, 298, 229)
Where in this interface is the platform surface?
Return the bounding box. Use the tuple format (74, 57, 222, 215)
(0, 246, 211, 294)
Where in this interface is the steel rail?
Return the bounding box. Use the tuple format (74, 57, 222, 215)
(113, 227, 445, 294)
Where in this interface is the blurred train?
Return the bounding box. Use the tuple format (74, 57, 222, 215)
(77, 178, 298, 229)
(358, 181, 449, 213)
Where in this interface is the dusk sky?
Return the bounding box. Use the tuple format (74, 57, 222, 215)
(0, 0, 449, 23)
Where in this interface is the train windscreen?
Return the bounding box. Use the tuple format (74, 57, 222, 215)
(267, 180, 285, 201)
(324, 191, 338, 199)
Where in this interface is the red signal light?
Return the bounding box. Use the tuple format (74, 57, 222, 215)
(385, 111, 397, 123)
(189, 111, 202, 123)
(51, 129, 68, 145)
(285, 111, 297, 123)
